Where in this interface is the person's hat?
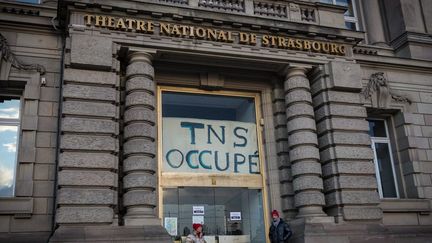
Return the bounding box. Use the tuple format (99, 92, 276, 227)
(193, 223, 202, 231)
(272, 210, 279, 217)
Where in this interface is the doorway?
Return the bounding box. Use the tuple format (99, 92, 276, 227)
(163, 187, 266, 243)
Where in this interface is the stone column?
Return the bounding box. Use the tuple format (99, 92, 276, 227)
(123, 51, 158, 226)
(362, 0, 388, 46)
(283, 67, 326, 218)
(273, 83, 297, 219)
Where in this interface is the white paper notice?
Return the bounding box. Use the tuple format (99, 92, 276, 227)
(230, 212, 242, 221)
(164, 217, 178, 236)
(192, 215, 204, 224)
(193, 206, 205, 215)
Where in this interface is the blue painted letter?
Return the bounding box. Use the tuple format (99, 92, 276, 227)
(181, 122, 204, 144)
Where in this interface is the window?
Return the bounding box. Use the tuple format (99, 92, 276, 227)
(159, 88, 267, 242)
(368, 119, 399, 198)
(0, 99, 21, 197)
(14, 0, 40, 4)
(321, 0, 359, 30)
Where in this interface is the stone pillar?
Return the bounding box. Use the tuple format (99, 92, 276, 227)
(283, 67, 326, 218)
(362, 0, 388, 46)
(273, 83, 297, 219)
(310, 61, 382, 222)
(122, 51, 158, 226)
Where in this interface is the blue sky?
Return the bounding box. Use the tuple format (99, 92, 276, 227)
(0, 100, 20, 197)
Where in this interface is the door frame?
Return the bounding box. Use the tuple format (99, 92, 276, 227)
(157, 86, 270, 242)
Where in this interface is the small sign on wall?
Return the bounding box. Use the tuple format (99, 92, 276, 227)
(193, 206, 205, 215)
(230, 212, 241, 221)
(193, 215, 204, 224)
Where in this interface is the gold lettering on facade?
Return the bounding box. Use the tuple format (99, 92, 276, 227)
(83, 14, 347, 56)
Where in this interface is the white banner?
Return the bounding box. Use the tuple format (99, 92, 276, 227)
(163, 118, 260, 174)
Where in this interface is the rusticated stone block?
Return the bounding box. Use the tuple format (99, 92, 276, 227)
(317, 118, 369, 134)
(325, 191, 379, 207)
(293, 176, 323, 192)
(126, 76, 155, 93)
(320, 146, 374, 162)
(274, 113, 286, 126)
(294, 191, 325, 207)
(291, 161, 322, 176)
(123, 172, 156, 189)
(59, 152, 117, 169)
(124, 122, 155, 140)
(273, 101, 285, 114)
(58, 170, 117, 187)
(286, 103, 315, 118)
(285, 89, 312, 103)
(124, 107, 155, 124)
(61, 134, 117, 151)
(342, 206, 382, 220)
(58, 188, 117, 205)
(280, 183, 294, 197)
(315, 104, 366, 121)
(322, 160, 375, 176)
(313, 90, 362, 106)
(279, 169, 292, 183)
(318, 132, 371, 148)
(62, 117, 117, 134)
(63, 100, 117, 118)
(277, 141, 289, 152)
(125, 91, 155, 108)
(123, 190, 156, 207)
(324, 175, 377, 191)
(63, 84, 117, 101)
(56, 207, 114, 224)
(329, 61, 362, 90)
(123, 139, 155, 156)
(272, 87, 284, 100)
(289, 146, 320, 162)
(126, 61, 154, 79)
(64, 68, 118, 86)
(288, 131, 318, 148)
(123, 156, 156, 173)
(286, 117, 316, 134)
(71, 34, 113, 68)
(275, 127, 288, 141)
(284, 76, 310, 91)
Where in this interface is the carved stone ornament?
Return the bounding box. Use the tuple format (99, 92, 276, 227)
(0, 33, 46, 80)
(362, 72, 411, 108)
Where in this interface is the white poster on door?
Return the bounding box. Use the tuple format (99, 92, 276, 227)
(163, 117, 260, 174)
(164, 217, 178, 236)
(192, 215, 204, 224)
(193, 206, 205, 215)
(230, 212, 242, 221)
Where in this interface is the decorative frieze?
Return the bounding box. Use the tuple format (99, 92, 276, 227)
(254, 1, 287, 18)
(199, 0, 245, 12)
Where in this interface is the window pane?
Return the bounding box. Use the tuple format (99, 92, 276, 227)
(368, 120, 387, 137)
(14, 0, 40, 4)
(0, 125, 19, 197)
(162, 92, 256, 123)
(320, 0, 333, 4)
(375, 143, 397, 198)
(0, 99, 20, 119)
(345, 21, 357, 30)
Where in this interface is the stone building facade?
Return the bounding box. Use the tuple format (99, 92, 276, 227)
(0, 0, 432, 242)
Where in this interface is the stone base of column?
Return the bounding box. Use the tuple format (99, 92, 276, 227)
(49, 225, 172, 242)
(123, 215, 161, 226)
(287, 220, 432, 243)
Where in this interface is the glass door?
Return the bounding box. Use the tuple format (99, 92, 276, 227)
(163, 187, 266, 243)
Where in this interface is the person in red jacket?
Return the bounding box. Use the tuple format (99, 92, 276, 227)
(186, 223, 206, 243)
(269, 210, 292, 243)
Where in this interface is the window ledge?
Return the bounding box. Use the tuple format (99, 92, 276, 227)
(380, 199, 431, 214)
(0, 197, 33, 217)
